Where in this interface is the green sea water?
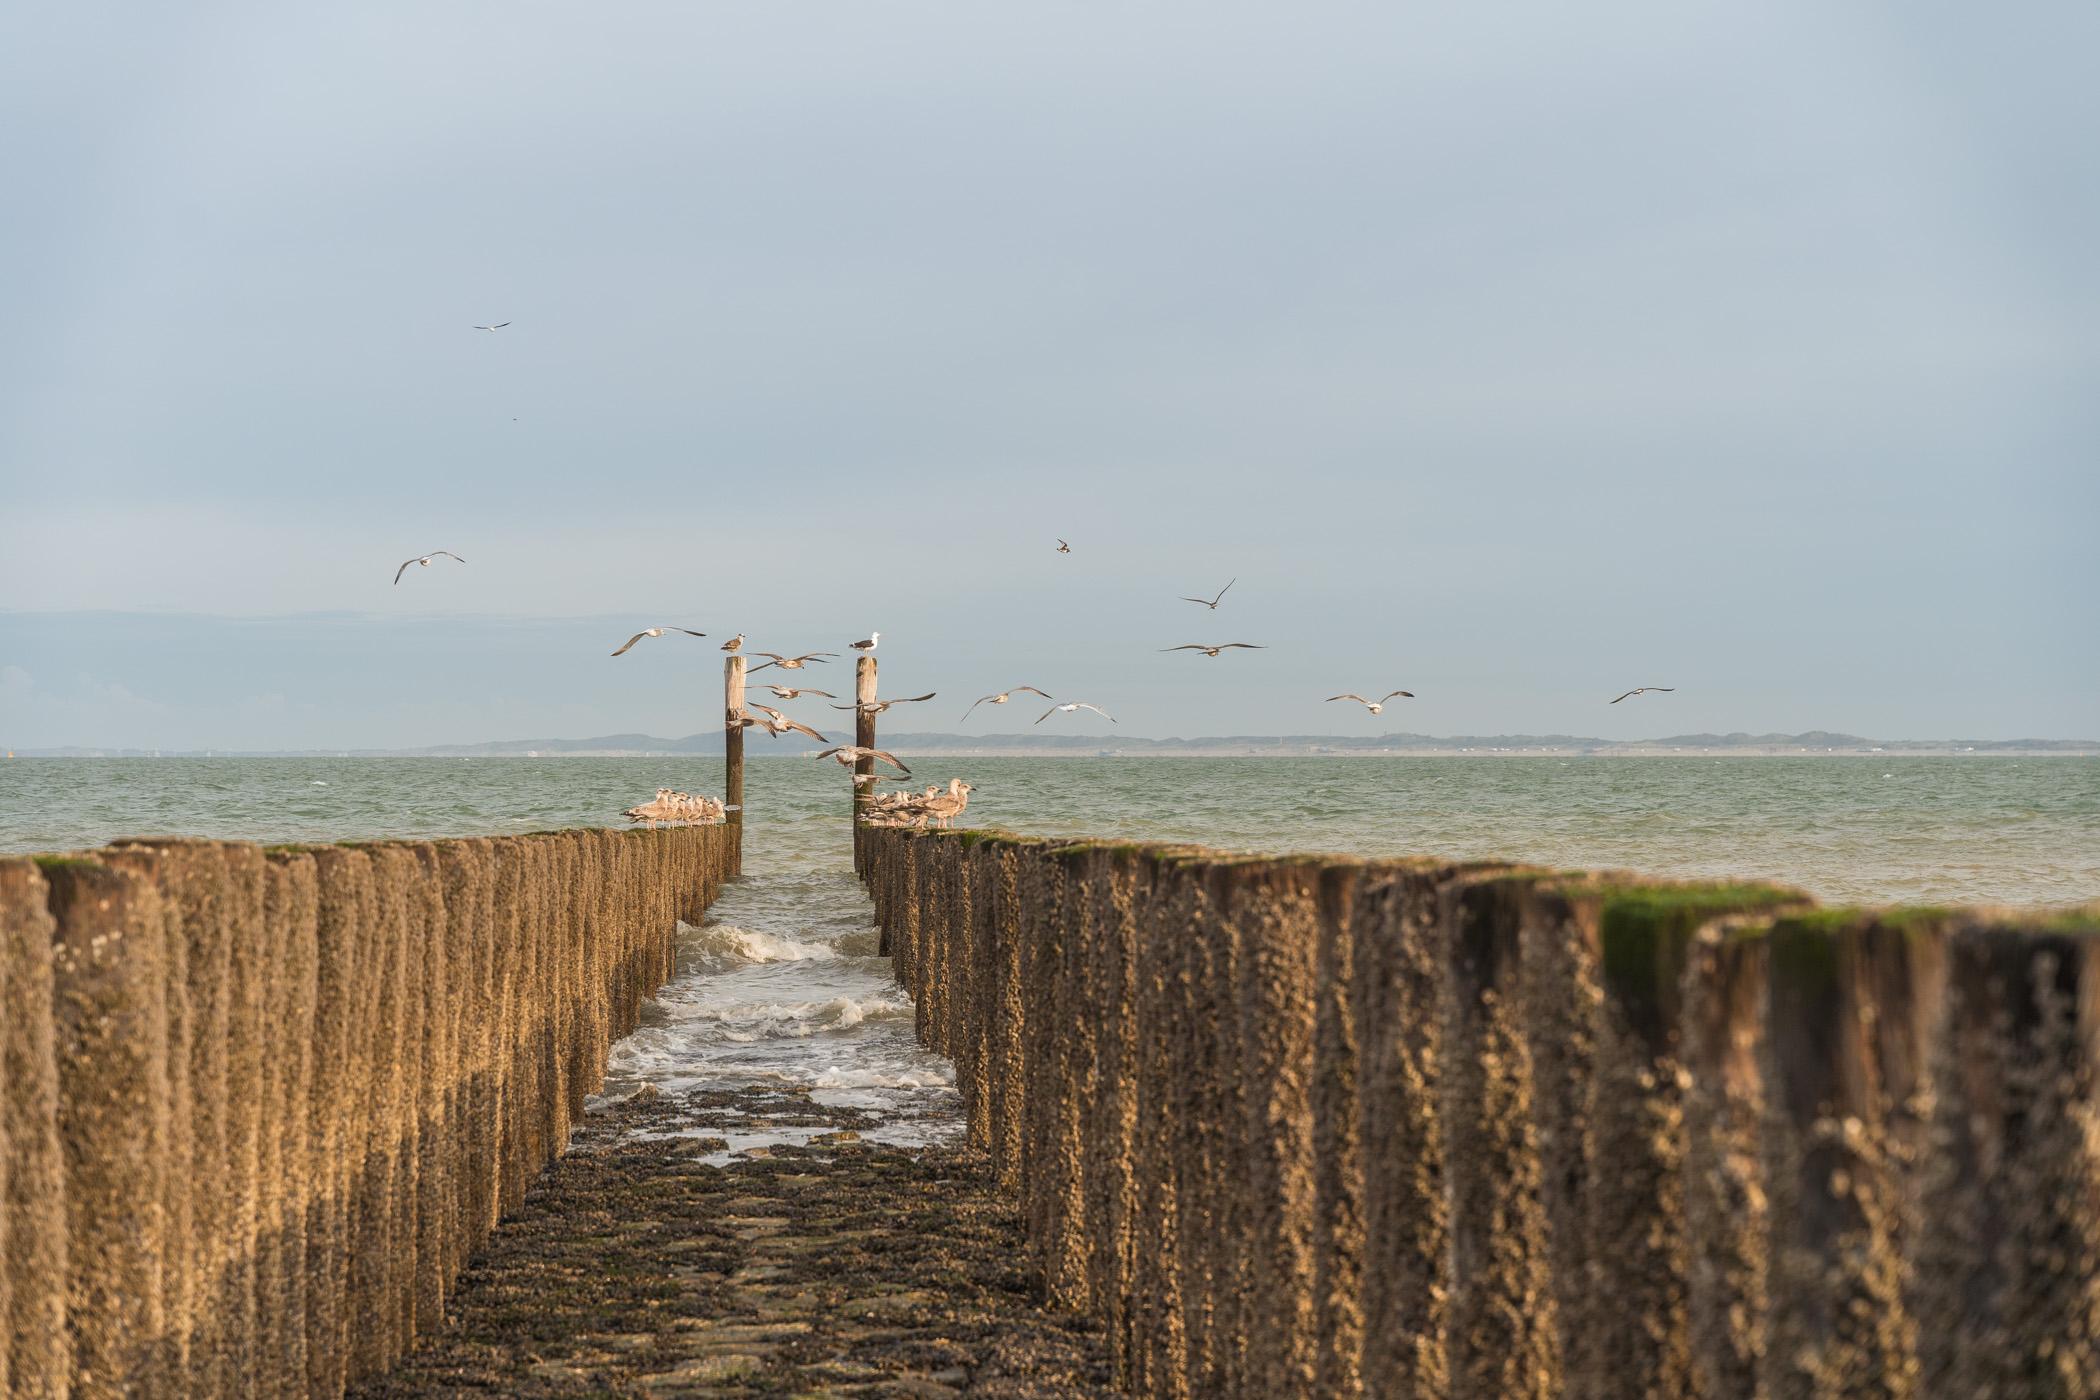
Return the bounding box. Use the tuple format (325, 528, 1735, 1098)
(2, 754, 2094, 906)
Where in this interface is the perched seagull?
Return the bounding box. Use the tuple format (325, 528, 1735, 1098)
(832, 692, 936, 716)
(750, 705, 829, 742)
(1036, 701, 1116, 725)
(761, 685, 835, 701)
(1056, 539, 1072, 554)
(1180, 578, 1236, 610)
(1327, 691, 1415, 715)
(610, 626, 707, 657)
(814, 745, 912, 776)
(960, 686, 1052, 723)
(393, 551, 465, 585)
(850, 632, 880, 652)
(1162, 643, 1265, 657)
(721, 634, 745, 653)
(472, 322, 511, 331)
(749, 651, 839, 672)
(1610, 687, 1677, 704)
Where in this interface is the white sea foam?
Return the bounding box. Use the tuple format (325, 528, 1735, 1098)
(683, 921, 838, 968)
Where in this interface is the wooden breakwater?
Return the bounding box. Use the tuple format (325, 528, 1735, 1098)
(0, 825, 736, 1400)
(858, 825, 2100, 1399)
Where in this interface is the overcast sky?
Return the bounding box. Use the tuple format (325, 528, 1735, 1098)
(2, 2, 2094, 749)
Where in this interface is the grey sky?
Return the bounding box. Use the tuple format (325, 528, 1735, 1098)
(3, 2, 2094, 747)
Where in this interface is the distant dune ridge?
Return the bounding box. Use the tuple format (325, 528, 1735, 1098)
(17, 731, 2095, 758)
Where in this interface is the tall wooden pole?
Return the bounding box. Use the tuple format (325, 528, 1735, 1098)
(854, 656, 877, 822)
(724, 655, 745, 868)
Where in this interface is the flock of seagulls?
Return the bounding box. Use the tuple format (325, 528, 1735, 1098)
(862, 778, 974, 829)
(621, 789, 731, 827)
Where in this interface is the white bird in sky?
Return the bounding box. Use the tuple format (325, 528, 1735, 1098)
(472, 321, 511, 331)
(1036, 702, 1116, 725)
(393, 551, 465, 585)
(610, 626, 707, 657)
(1327, 691, 1415, 715)
(761, 685, 835, 701)
(750, 651, 839, 672)
(832, 692, 936, 716)
(750, 705, 829, 742)
(960, 686, 1052, 723)
(1610, 686, 1677, 704)
(815, 745, 912, 775)
(1162, 643, 1265, 657)
(851, 632, 880, 652)
(1180, 578, 1236, 609)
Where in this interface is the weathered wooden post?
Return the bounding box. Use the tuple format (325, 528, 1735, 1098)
(854, 655, 877, 821)
(724, 655, 745, 862)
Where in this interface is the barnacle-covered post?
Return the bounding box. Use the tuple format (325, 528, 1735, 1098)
(855, 656, 878, 825)
(724, 655, 745, 852)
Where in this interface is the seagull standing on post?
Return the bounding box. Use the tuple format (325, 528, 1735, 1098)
(721, 634, 745, 653)
(851, 632, 880, 653)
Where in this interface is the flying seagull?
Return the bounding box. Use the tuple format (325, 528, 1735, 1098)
(472, 322, 511, 331)
(1180, 578, 1236, 610)
(1036, 702, 1116, 725)
(749, 651, 839, 672)
(1610, 687, 1677, 704)
(721, 634, 745, 653)
(393, 551, 465, 584)
(831, 692, 935, 716)
(1056, 539, 1071, 554)
(761, 685, 835, 701)
(750, 705, 829, 742)
(1162, 643, 1265, 657)
(1327, 691, 1415, 715)
(851, 632, 880, 652)
(610, 627, 707, 657)
(961, 686, 1052, 723)
(814, 745, 912, 776)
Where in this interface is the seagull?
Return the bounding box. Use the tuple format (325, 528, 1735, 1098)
(725, 707, 762, 732)
(814, 745, 912, 776)
(1327, 691, 1415, 715)
(749, 651, 839, 672)
(961, 687, 1052, 723)
(393, 551, 465, 585)
(1610, 687, 1677, 704)
(831, 692, 936, 716)
(1162, 643, 1265, 657)
(610, 626, 707, 657)
(850, 632, 880, 652)
(761, 685, 835, 701)
(1180, 578, 1236, 610)
(750, 705, 829, 742)
(1036, 702, 1116, 725)
(472, 322, 511, 331)
(721, 634, 745, 653)
(1056, 539, 1071, 554)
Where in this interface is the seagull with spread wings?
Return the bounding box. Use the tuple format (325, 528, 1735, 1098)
(393, 551, 465, 584)
(832, 693, 936, 716)
(750, 651, 839, 672)
(1327, 691, 1415, 715)
(761, 685, 835, 701)
(472, 322, 511, 331)
(1056, 539, 1072, 554)
(610, 627, 707, 657)
(814, 745, 912, 776)
(961, 687, 1052, 723)
(1180, 578, 1236, 609)
(1036, 702, 1116, 725)
(1610, 687, 1677, 704)
(750, 705, 829, 742)
(1162, 643, 1265, 657)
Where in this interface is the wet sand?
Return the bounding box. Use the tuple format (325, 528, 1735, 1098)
(353, 1086, 1112, 1398)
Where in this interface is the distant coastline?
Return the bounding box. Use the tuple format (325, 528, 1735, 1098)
(13, 731, 2096, 759)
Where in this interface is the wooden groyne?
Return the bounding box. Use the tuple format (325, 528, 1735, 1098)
(0, 825, 736, 1400)
(858, 825, 2100, 1398)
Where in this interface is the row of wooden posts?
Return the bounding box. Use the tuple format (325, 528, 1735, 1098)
(720, 652, 879, 826)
